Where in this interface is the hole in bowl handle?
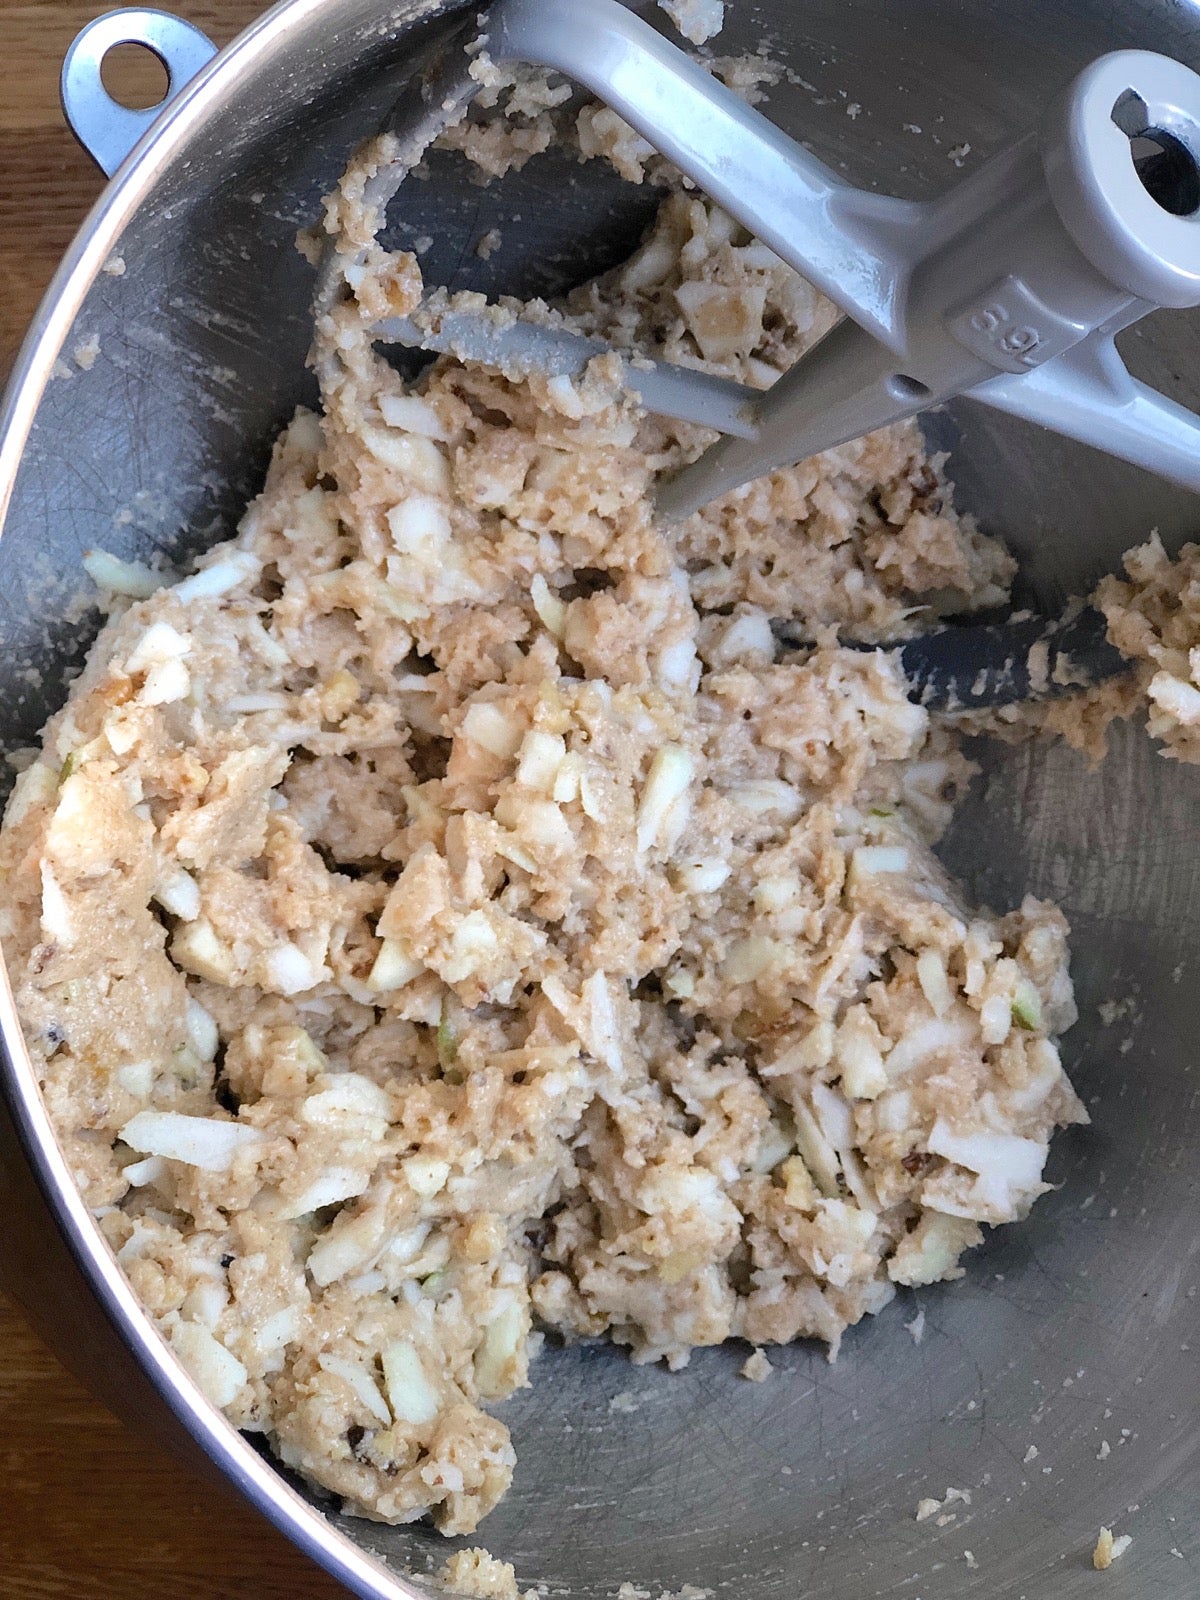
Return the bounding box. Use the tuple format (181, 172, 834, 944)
(61, 9, 217, 177)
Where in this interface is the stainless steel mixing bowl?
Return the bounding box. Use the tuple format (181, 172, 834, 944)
(0, 2, 1197, 1596)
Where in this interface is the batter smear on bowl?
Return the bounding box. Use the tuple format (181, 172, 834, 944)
(0, 185, 1092, 1534)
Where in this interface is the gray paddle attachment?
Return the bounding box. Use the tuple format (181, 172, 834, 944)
(319, 0, 1200, 520)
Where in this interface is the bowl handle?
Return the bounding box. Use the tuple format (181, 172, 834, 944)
(61, 8, 216, 177)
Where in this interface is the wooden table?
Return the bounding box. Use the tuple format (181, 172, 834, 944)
(1, 4, 348, 1594)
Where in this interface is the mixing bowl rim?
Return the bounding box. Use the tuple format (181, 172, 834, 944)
(0, 0, 447, 1594)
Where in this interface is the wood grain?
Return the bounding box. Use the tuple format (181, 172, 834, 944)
(0, 6, 352, 1593)
(0, 0, 265, 375)
(0, 1293, 349, 1598)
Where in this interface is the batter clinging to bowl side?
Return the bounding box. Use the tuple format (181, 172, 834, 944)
(0, 181, 1094, 1534)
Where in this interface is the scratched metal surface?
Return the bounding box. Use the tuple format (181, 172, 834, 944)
(0, 0, 1198, 1596)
